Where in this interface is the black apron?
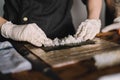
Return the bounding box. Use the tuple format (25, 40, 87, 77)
(3, 0, 75, 39)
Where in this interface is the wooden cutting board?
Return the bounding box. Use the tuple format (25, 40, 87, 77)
(24, 38, 120, 68)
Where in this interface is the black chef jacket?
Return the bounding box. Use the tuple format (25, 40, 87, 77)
(3, 0, 75, 39)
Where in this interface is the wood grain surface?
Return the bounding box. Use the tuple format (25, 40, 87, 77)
(24, 38, 120, 68)
(1, 31, 120, 80)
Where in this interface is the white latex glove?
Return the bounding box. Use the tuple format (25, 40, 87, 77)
(75, 19, 101, 40)
(102, 17, 120, 32)
(1, 22, 52, 47)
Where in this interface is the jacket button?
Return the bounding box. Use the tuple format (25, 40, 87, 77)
(23, 17, 28, 21)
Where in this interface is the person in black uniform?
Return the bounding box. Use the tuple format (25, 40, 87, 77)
(0, 0, 102, 47)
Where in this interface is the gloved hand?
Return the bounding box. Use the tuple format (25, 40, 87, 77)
(102, 17, 120, 32)
(75, 19, 101, 41)
(1, 22, 52, 47)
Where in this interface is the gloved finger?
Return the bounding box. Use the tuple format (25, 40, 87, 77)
(37, 37, 53, 46)
(88, 30, 99, 40)
(25, 24, 47, 40)
(76, 23, 88, 38)
(83, 25, 94, 40)
(29, 36, 45, 47)
(38, 29, 47, 37)
(32, 30, 51, 45)
(102, 23, 120, 32)
(90, 26, 101, 40)
(38, 37, 46, 44)
(29, 33, 45, 44)
(30, 39, 42, 47)
(43, 38, 53, 47)
(89, 32, 97, 40)
(75, 22, 85, 37)
(31, 23, 47, 37)
(88, 28, 99, 40)
(76, 37, 83, 42)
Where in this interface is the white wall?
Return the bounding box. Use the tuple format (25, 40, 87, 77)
(0, 0, 105, 28)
